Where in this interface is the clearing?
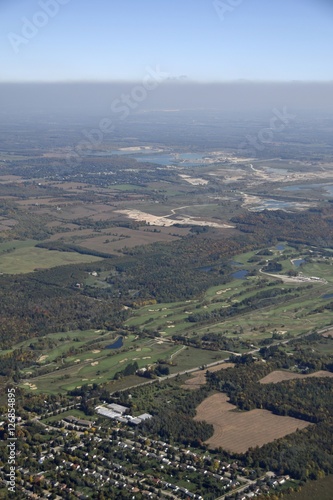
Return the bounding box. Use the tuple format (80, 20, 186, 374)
(181, 363, 235, 390)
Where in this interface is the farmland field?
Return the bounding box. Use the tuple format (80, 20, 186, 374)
(194, 393, 311, 453)
(259, 370, 333, 384)
(0, 244, 102, 273)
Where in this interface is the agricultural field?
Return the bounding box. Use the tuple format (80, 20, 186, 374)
(194, 393, 311, 453)
(259, 370, 333, 384)
(0, 241, 102, 274)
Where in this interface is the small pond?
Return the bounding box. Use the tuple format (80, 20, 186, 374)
(293, 259, 305, 268)
(106, 337, 123, 349)
(232, 270, 249, 279)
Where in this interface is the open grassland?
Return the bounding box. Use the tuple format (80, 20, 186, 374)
(259, 370, 333, 384)
(0, 239, 38, 252)
(0, 244, 101, 274)
(168, 347, 230, 374)
(41, 408, 96, 424)
(194, 393, 311, 453)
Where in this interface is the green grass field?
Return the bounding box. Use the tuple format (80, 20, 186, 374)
(0, 243, 102, 274)
(168, 346, 230, 373)
(41, 408, 95, 424)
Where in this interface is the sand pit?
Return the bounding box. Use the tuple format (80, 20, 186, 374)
(24, 382, 37, 390)
(38, 355, 49, 362)
(216, 288, 231, 295)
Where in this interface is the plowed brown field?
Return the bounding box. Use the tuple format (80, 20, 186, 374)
(259, 370, 333, 384)
(194, 393, 311, 453)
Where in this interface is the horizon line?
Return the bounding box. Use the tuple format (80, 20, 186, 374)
(1, 79, 333, 85)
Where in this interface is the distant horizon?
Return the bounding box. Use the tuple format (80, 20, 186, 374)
(1, 81, 333, 118)
(1, 80, 333, 85)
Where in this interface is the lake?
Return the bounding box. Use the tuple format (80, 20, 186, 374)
(282, 184, 333, 196)
(108, 150, 207, 167)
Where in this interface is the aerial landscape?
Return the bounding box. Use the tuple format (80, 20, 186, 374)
(1, 1, 333, 499)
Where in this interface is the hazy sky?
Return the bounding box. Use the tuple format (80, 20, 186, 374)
(1, 0, 333, 83)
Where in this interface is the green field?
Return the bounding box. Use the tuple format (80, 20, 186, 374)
(168, 346, 229, 373)
(0, 242, 102, 274)
(41, 408, 96, 424)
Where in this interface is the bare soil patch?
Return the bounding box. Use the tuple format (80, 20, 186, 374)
(259, 370, 333, 384)
(182, 363, 235, 390)
(194, 393, 310, 453)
